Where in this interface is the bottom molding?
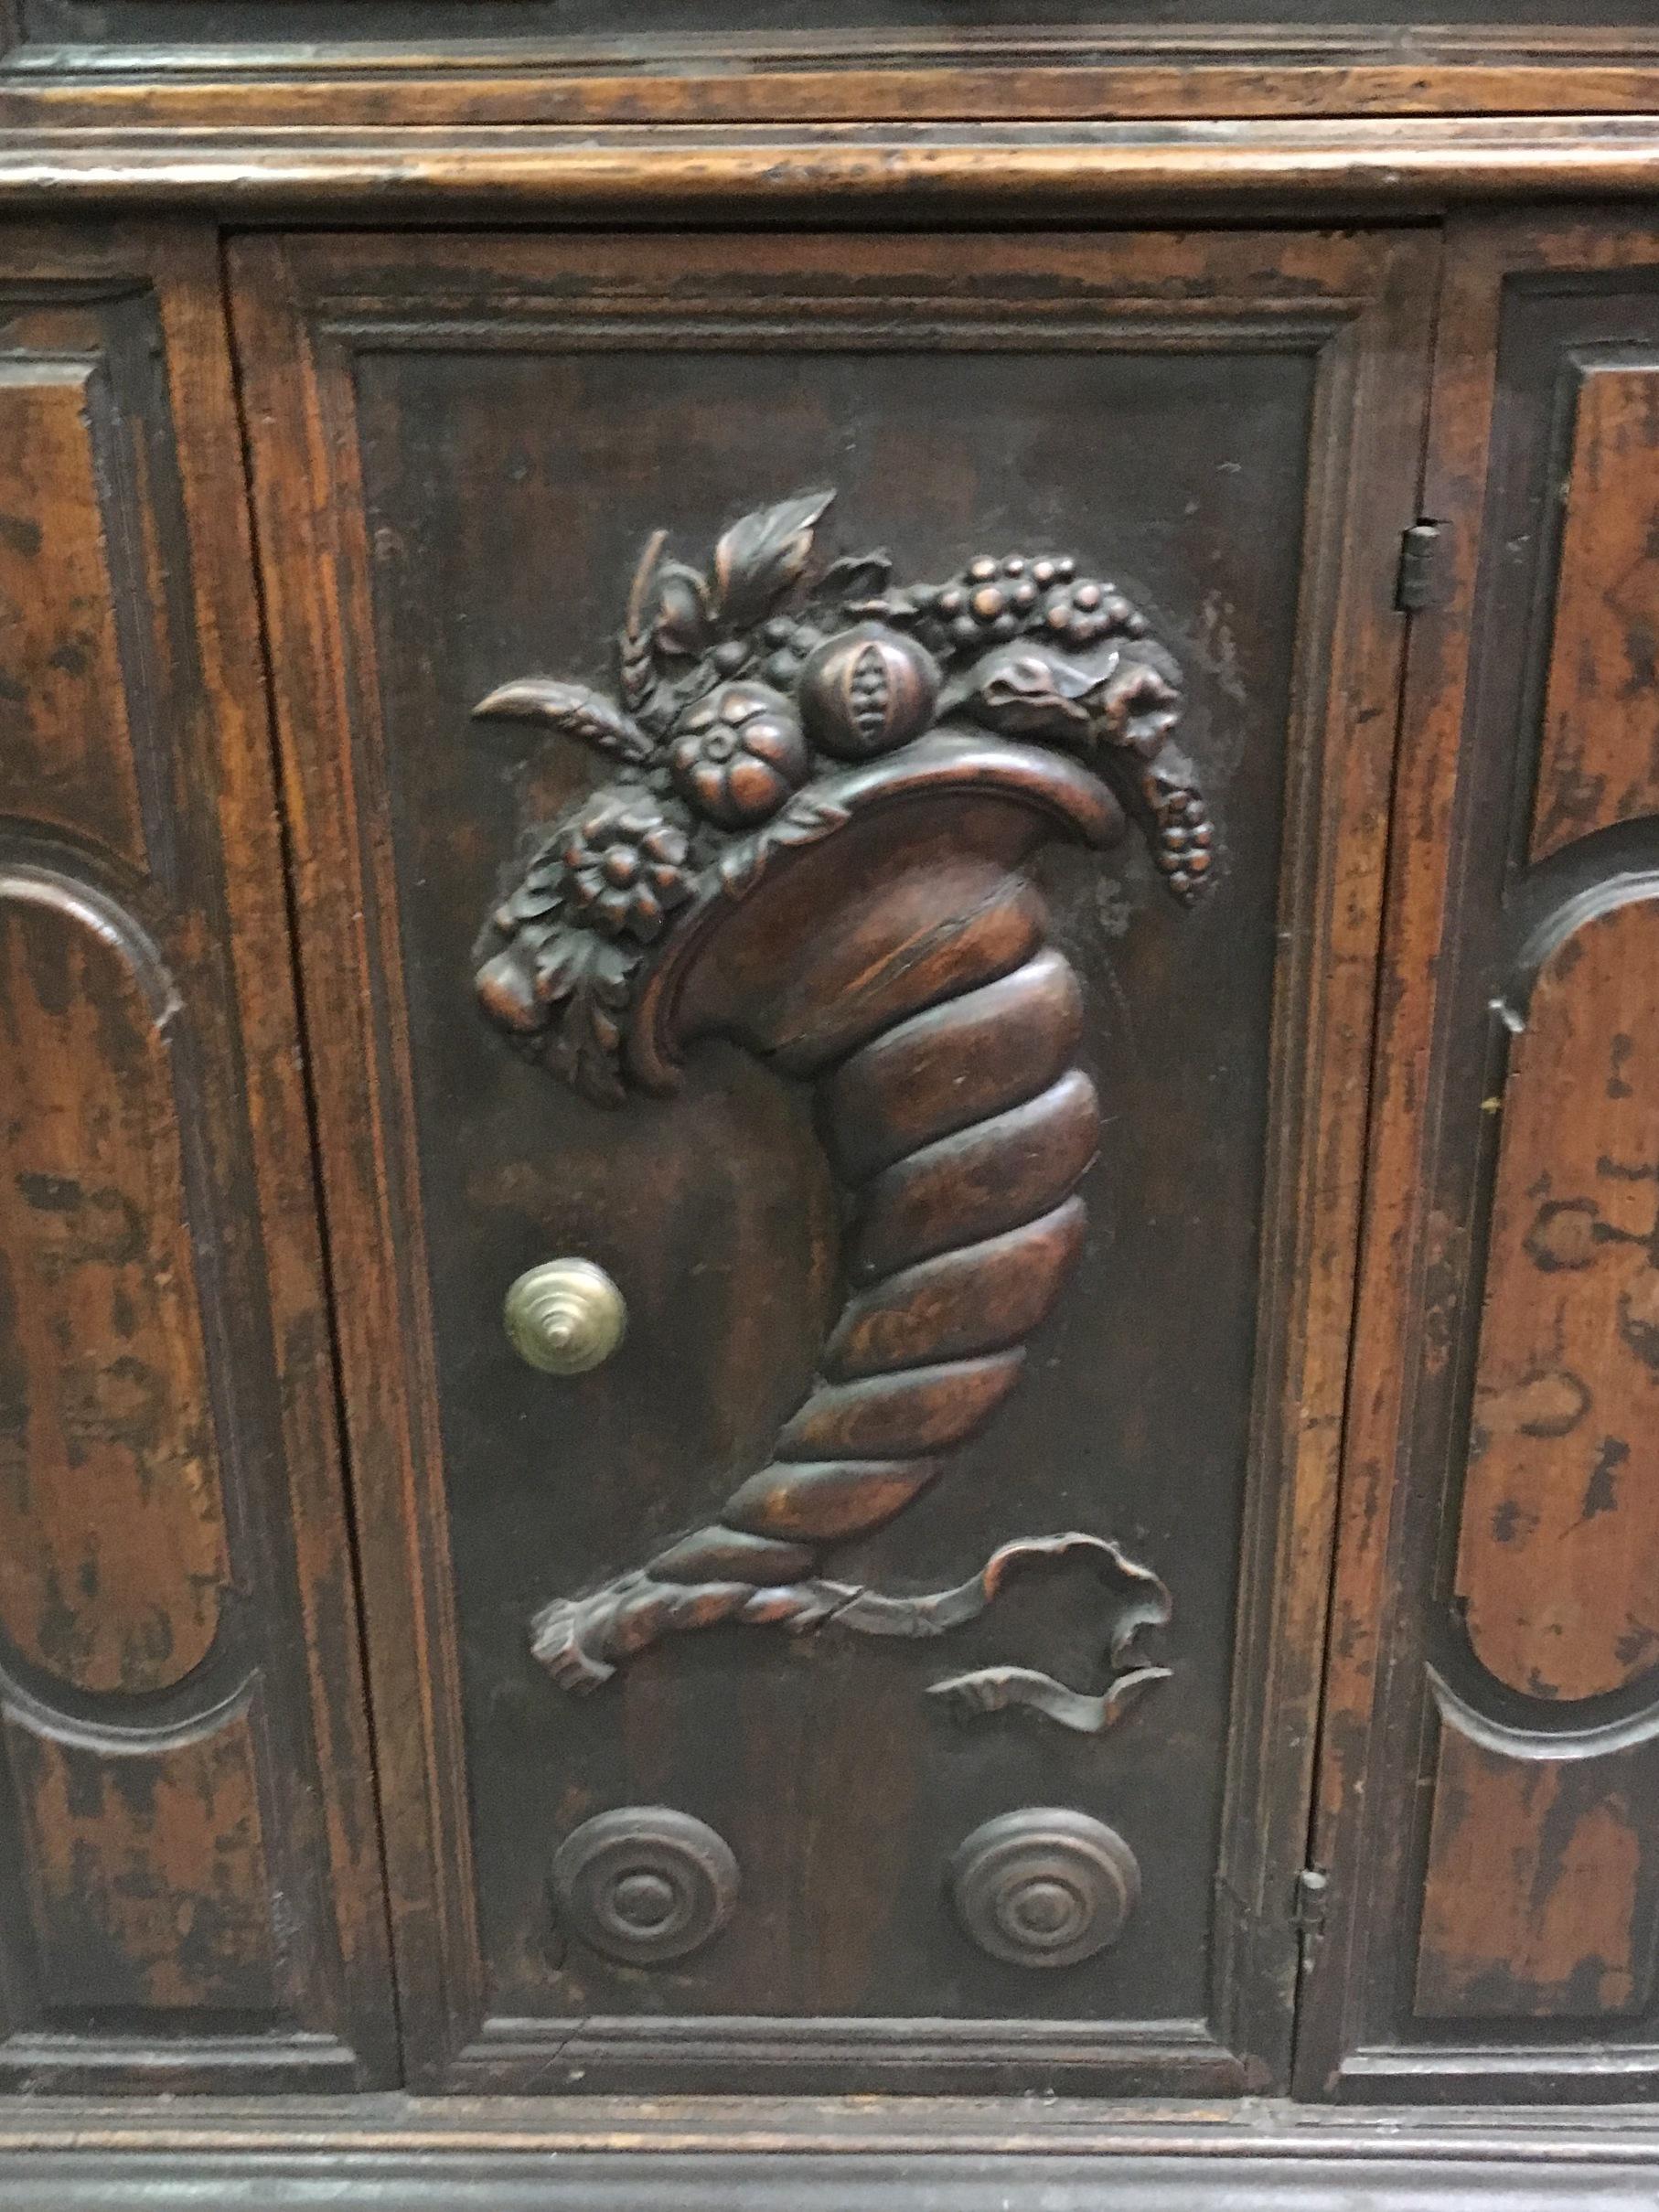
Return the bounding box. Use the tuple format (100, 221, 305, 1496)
(4, 2097, 1659, 2210)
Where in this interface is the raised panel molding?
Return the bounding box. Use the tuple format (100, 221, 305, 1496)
(3, 1691, 279, 2018)
(0, 868, 227, 1697)
(232, 225, 1432, 2091)
(1529, 360, 1659, 861)
(1305, 221, 1659, 2103)
(0, 358, 148, 871)
(1457, 894, 1659, 1707)
(0, 235, 394, 2090)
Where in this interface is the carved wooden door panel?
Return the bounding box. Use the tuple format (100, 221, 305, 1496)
(0, 226, 395, 2089)
(1301, 214, 1659, 2101)
(232, 227, 1433, 2092)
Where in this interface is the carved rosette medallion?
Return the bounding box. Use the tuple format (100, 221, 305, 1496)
(475, 494, 1216, 1733)
(950, 1810, 1140, 1968)
(551, 1808, 739, 1966)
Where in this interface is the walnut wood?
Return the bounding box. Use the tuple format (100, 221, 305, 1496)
(1303, 213, 1659, 2105)
(5, 20, 1659, 132)
(820, 946, 1084, 1182)
(824, 1201, 1086, 1376)
(230, 223, 1429, 2094)
(0, 4, 1656, 2173)
(0, 226, 394, 2091)
(11, 2095, 1659, 2212)
(8, 117, 1659, 216)
(1417, 1709, 1659, 2023)
(1459, 899, 1659, 1704)
(1529, 367, 1659, 860)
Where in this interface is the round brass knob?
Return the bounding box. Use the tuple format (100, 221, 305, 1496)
(504, 1259, 626, 1375)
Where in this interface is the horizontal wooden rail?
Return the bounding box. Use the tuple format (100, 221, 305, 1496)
(3, 116, 1659, 214)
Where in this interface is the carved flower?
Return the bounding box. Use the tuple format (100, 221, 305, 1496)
(669, 681, 808, 828)
(562, 796, 695, 943)
(797, 625, 939, 760)
(1093, 660, 1183, 758)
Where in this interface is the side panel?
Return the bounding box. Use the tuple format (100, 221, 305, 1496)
(0, 228, 394, 2089)
(1305, 217, 1659, 2101)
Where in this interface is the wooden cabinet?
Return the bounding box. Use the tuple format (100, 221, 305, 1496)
(4, 12, 1659, 2204)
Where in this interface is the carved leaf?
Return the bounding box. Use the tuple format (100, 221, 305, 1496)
(541, 934, 642, 1108)
(713, 490, 834, 628)
(957, 645, 1099, 740)
(717, 789, 851, 897)
(774, 791, 852, 842)
(474, 679, 655, 765)
(817, 550, 894, 602)
(717, 843, 764, 898)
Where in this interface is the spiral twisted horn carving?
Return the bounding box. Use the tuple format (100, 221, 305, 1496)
(474, 496, 1213, 1728)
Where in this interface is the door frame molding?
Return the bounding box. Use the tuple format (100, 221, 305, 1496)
(5, 2095, 1659, 2210)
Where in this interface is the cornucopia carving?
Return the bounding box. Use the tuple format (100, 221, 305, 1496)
(475, 493, 1215, 1732)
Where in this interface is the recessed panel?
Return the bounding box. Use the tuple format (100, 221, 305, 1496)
(0, 878, 226, 1697)
(0, 364, 146, 871)
(234, 226, 1431, 2089)
(1459, 897, 1659, 1704)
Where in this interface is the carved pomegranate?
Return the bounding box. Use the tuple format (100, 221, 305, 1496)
(669, 680, 808, 827)
(797, 625, 940, 760)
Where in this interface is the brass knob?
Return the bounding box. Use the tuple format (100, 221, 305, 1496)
(504, 1259, 626, 1376)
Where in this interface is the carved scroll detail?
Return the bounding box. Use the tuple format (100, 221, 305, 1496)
(474, 496, 1215, 1728)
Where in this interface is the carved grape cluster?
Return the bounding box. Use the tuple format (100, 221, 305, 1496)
(473, 490, 1215, 1104)
(866, 551, 1151, 660)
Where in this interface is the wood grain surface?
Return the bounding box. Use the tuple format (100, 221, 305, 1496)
(0, 227, 394, 2091)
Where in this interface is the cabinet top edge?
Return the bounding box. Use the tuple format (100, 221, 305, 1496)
(3, 116, 1659, 218)
(5, 25, 1659, 132)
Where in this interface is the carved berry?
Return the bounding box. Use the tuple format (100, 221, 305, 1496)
(797, 625, 940, 760)
(669, 680, 808, 828)
(1040, 576, 1147, 650)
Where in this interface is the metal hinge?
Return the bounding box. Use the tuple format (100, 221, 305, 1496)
(1293, 1866, 1331, 1935)
(1395, 519, 1452, 614)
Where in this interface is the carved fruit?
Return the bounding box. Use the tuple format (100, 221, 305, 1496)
(797, 625, 940, 760)
(670, 681, 808, 828)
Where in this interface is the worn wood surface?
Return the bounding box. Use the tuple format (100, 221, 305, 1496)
(1416, 1717, 1659, 2022)
(1303, 214, 1659, 2104)
(231, 222, 1428, 2094)
(5, 11, 1659, 129)
(0, 225, 394, 2090)
(1530, 367, 1659, 861)
(7, 117, 1659, 217)
(1458, 901, 1659, 1705)
(7, 2097, 1659, 2212)
(1, 27, 1655, 2141)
